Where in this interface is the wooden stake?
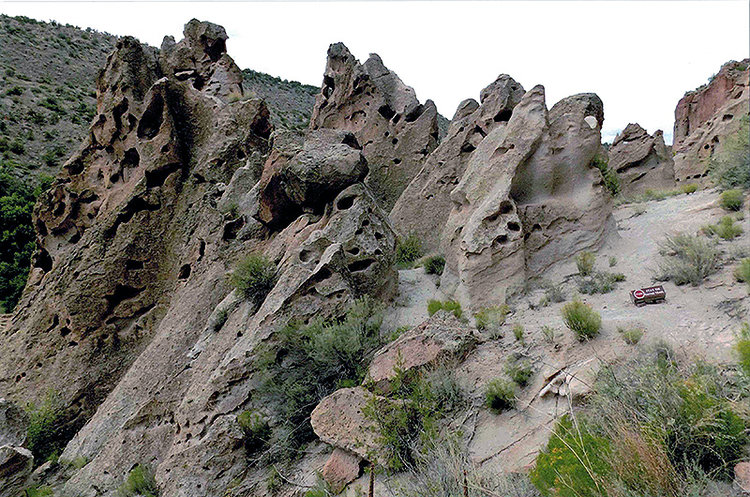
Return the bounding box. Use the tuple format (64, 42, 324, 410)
(463, 469, 469, 497)
(369, 465, 375, 497)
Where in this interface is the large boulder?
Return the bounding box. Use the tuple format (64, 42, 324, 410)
(608, 123, 675, 196)
(367, 310, 476, 391)
(320, 448, 361, 494)
(310, 43, 439, 210)
(672, 59, 749, 183)
(256, 129, 367, 228)
(390, 75, 526, 251)
(440, 86, 613, 309)
(0, 445, 33, 497)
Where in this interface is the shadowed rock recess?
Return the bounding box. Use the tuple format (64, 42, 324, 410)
(0, 18, 660, 497)
(608, 123, 675, 196)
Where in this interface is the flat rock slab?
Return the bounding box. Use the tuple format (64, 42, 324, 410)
(368, 310, 476, 391)
(736, 462, 750, 493)
(321, 448, 361, 493)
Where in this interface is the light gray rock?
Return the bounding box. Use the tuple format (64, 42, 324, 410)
(609, 123, 675, 196)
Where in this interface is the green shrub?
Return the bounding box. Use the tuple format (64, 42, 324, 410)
(618, 326, 644, 345)
(575, 251, 596, 276)
(656, 233, 720, 286)
(26, 392, 64, 464)
(474, 305, 509, 333)
(681, 183, 699, 194)
(541, 325, 556, 344)
(736, 323, 750, 376)
(237, 411, 271, 453)
(363, 365, 446, 471)
(709, 116, 749, 190)
(592, 154, 620, 196)
(505, 357, 533, 387)
(577, 271, 626, 295)
(735, 258, 750, 289)
(396, 234, 423, 267)
(24, 487, 53, 497)
(255, 298, 383, 461)
(5, 86, 24, 96)
(561, 300, 601, 340)
(704, 215, 743, 240)
(423, 255, 445, 275)
(9, 138, 25, 154)
(608, 256, 617, 267)
(543, 281, 566, 303)
(230, 254, 277, 307)
(512, 323, 524, 343)
(427, 299, 462, 318)
(213, 308, 229, 331)
(719, 189, 744, 211)
(484, 378, 516, 413)
(117, 464, 159, 497)
(530, 415, 612, 497)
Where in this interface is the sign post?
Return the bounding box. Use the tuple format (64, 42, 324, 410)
(630, 285, 666, 306)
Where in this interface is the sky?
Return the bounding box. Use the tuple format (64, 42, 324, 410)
(1, 1, 748, 144)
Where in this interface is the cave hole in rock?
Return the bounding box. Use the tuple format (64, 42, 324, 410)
(337, 195, 356, 210)
(299, 249, 313, 263)
(323, 76, 335, 98)
(348, 258, 375, 272)
(192, 75, 205, 91)
(127, 114, 137, 132)
(35, 248, 53, 273)
(405, 104, 425, 123)
(53, 200, 66, 216)
(507, 222, 521, 231)
(137, 93, 165, 140)
(203, 36, 226, 61)
(347, 247, 360, 256)
(362, 219, 370, 227)
(104, 284, 144, 315)
(178, 264, 191, 280)
(341, 133, 361, 150)
(500, 201, 514, 214)
(494, 109, 513, 122)
(68, 341, 78, 347)
(378, 104, 396, 120)
(461, 142, 476, 153)
(473, 125, 487, 138)
(60, 327, 71, 337)
(392, 138, 398, 145)
(122, 148, 140, 168)
(723, 114, 734, 121)
(392, 114, 401, 124)
(113, 98, 129, 133)
(393, 158, 401, 165)
(494, 234, 509, 245)
(126, 260, 144, 270)
(374, 232, 384, 240)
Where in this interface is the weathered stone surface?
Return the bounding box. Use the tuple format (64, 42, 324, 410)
(609, 123, 675, 196)
(256, 129, 367, 228)
(310, 387, 381, 461)
(440, 86, 613, 309)
(736, 461, 750, 493)
(391, 75, 525, 251)
(672, 59, 749, 183)
(0, 399, 27, 447)
(368, 311, 475, 391)
(310, 43, 438, 210)
(0, 445, 33, 497)
(321, 448, 361, 494)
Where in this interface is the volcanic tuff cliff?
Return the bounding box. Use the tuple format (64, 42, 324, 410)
(672, 58, 749, 183)
(4, 17, 747, 497)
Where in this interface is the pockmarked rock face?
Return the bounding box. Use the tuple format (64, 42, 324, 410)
(0, 19, 399, 497)
(672, 59, 749, 183)
(609, 123, 675, 196)
(390, 75, 526, 252)
(310, 43, 439, 210)
(439, 86, 613, 309)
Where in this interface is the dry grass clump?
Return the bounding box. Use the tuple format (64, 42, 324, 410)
(561, 300, 601, 340)
(655, 233, 720, 286)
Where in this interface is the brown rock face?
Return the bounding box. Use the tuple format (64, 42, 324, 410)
(0, 21, 399, 497)
(367, 310, 475, 391)
(435, 84, 613, 309)
(672, 59, 749, 182)
(609, 123, 675, 196)
(0, 446, 33, 497)
(390, 75, 526, 252)
(321, 448, 361, 494)
(310, 43, 439, 210)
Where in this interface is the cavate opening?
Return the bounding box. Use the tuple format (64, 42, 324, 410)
(337, 195, 356, 210)
(341, 133, 361, 150)
(34, 248, 53, 273)
(204, 37, 227, 62)
(112, 98, 129, 134)
(323, 75, 335, 98)
(507, 222, 520, 231)
(122, 148, 140, 169)
(500, 201, 514, 214)
(378, 104, 395, 120)
(405, 104, 425, 123)
(494, 109, 513, 122)
(104, 284, 144, 315)
(125, 260, 144, 270)
(137, 93, 165, 140)
(178, 264, 191, 280)
(348, 258, 375, 272)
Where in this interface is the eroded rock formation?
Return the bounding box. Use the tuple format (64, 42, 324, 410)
(311, 43, 439, 210)
(0, 20, 398, 497)
(672, 59, 749, 183)
(608, 123, 675, 196)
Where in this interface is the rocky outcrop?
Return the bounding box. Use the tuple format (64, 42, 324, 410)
(321, 448, 361, 494)
(436, 85, 612, 309)
(0, 446, 33, 497)
(367, 310, 475, 391)
(672, 59, 749, 183)
(310, 43, 439, 210)
(608, 123, 675, 196)
(0, 20, 399, 497)
(0, 399, 27, 447)
(390, 75, 526, 251)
